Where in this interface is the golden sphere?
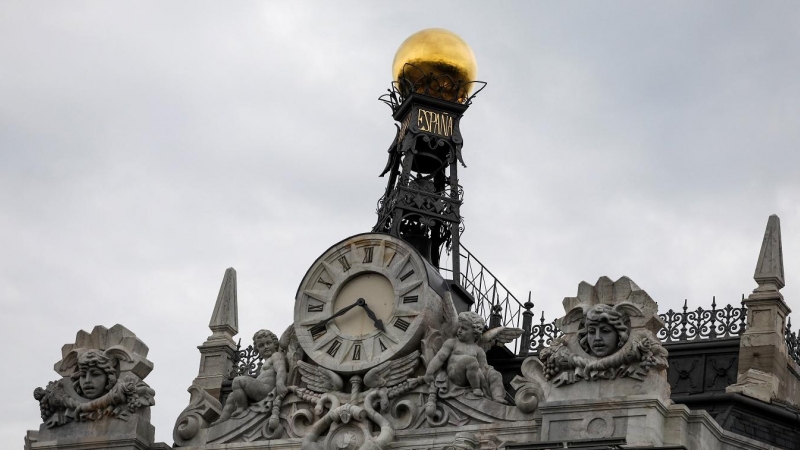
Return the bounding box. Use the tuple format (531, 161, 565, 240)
(392, 28, 478, 95)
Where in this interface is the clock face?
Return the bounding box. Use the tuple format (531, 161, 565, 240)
(294, 233, 432, 373)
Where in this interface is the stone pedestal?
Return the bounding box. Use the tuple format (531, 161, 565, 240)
(26, 414, 155, 450)
(737, 293, 790, 379)
(542, 371, 671, 404)
(539, 397, 668, 446)
(729, 293, 791, 403)
(193, 339, 237, 400)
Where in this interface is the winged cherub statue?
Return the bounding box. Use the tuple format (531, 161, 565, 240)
(423, 311, 522, 403)
(216, 329, 287, 423)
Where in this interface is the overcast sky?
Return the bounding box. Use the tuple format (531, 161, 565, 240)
(3, 1, 800, 446)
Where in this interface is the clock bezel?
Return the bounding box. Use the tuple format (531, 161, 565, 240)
(293, 233, 436, 374)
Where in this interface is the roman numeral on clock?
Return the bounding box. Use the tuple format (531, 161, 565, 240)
(307, 303, 323, 312)
(310, 323, 327, 340)
(394, 318, 410, 332)
(403, 295, 418, 304)
(379, 339, 387, 352)
(352, 344, 361, 360)
(317, 277, 333, 288)
(327, 339, 342, 357)
(385, 251, 396, 267)
(363, 246, 373, 263)
(399, 269, 414, 282)
(338, 256, 351, 272)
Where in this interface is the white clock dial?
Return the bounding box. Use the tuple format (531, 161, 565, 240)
(294, 233, 446, 374)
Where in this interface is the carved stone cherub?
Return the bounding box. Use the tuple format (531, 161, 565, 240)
(424, 311, 521, 403)
(216, 329, 288, 423)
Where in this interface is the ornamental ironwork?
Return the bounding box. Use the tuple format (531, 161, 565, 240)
(657, 297, 747, 342)
(786, 318, 800, 367)
(227, 340, 262, 379)
(379, 63, 487, 114)
(523, 309, 561, 356)
(439, 243, 529, 354)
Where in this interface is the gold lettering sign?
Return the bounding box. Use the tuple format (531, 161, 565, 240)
(416, 108, 454, 138)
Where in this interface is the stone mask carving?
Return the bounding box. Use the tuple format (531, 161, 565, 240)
(512, 277, 670, 413)
(72, 350, 117, 400)
(577, 304, 630, 358)
(33, 324, 155, 428)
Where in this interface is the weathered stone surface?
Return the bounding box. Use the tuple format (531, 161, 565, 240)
(539, 397, 668, 445)
(193, 268, 240, 399)
(175, 421, 541, 450)
(726, 369, 780, 403)
(664, 403, 777, 449)
(209, 267, 239, 339)
(27, 412, 154, 450)
(754, 214, 785, 292)
(173, 385, 222, 447)
(515, 277, 669, 410)
(734, 215, 794, 406)
(32, 324, 156, 437)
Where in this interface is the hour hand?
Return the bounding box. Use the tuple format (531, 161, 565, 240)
(359, 302, 386, 332)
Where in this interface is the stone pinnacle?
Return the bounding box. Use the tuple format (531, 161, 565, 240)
(209, 267, 239, 338)
(753, 214, 784, 292)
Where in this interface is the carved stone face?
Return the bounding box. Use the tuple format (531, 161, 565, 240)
(254, 335, 277, 359)
(587, 322, 619, 357)
(80, 367, 108, 399)
(456, 322, 478, 343)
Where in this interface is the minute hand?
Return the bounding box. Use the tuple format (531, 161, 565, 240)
(313, 299, 364, 328)
(360, 302, 387, 332)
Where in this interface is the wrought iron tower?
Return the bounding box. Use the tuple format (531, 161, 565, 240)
(373, 29, 485, 282)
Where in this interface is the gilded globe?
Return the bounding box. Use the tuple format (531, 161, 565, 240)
(392, 28, 478, 95)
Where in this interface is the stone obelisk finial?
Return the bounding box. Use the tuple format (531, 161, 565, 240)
(193, 268, 240, 399)
(209, 267, 239, 339)
(753, 214, 785, 294)
(727, 214, 792, 404)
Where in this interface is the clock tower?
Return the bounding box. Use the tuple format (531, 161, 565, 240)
(373, 28, 484, 286)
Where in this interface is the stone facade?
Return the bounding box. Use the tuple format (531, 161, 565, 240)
(25, 216, 800, 450)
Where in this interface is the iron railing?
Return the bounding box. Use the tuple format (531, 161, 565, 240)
(786, 318, 800, 367)
(439, 243, 530, 354)
(518, 298, 750, 357)
(438, 245, 752, 356)
(658, 297, 747, 343)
